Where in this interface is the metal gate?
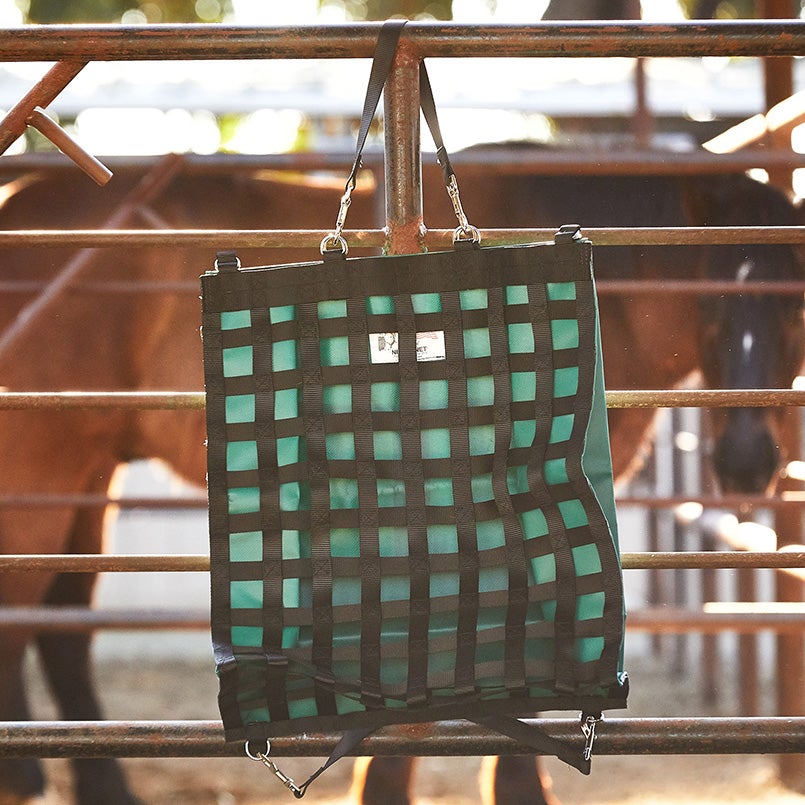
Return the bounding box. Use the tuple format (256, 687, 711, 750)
(0, 17, 803, 791)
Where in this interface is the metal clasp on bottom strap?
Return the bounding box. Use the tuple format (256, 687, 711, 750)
(246, 740, 306, 799)
(580, 713, 602, 762)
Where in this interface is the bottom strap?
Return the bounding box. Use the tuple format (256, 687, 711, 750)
(246, 726, 375, 798)
(473, 714, 593, 775)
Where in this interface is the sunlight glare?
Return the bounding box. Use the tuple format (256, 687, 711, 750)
(74, 108, 223, 155)
(640, 0, 685, 21)
(0, 0, 22, 25)
(225, 109, 304, 154)
(230, 0, 319, 24)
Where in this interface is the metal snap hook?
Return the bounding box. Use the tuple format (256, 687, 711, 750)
(245, 740, 306, 798)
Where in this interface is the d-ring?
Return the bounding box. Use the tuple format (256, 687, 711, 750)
(452, 224, 481, 245)
(320, 233, 349, 255)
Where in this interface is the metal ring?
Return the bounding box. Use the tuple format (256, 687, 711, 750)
(452, 225, 481, 245)
(319, 233, 349, 256)
(244, 739, 270, 761)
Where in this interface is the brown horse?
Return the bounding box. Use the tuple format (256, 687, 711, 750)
(363, 161, 805, 804)
(0, 164, 380, 805)
(0, 156, 801, 804)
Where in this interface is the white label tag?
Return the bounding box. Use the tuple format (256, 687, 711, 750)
(369, 331, 446, 364)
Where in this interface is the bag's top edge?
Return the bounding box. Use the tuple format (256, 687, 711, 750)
(200, 239, 593, 314)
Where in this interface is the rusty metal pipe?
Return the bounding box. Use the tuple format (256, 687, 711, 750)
(0, 605, 802, 633)
(3, 277, 805, 299)
(0, 60, 86, 153)
(0, 227, 802, 249)
(0, 22, 802, 62)
(0, 391, 205, 410)
(605, 389, 805, 409)
(0, 552, 802, 573)
(3, 388, 805, 411)
(0, 490, 801, 511)
(25, 108, 112, 186)
(1, 150, 803, 176)
(384, 37, 424, 255)
(0, 717, 802, 758)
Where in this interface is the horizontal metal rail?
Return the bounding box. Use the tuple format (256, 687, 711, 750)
(0, 552, 803, 573)
(0, 22, 802, 61)
(4, 278, 805, 299)
(2, 149, 804, 176)
(0, 391, 205, 410)
(1, 717, 803, 758)
(0, 605, 802, 634)
(1, 491, 803, 511)
(2, 389, 804, 410)
(607, 389, 805, 408)
(1, 227, 803, 249)
(0, 493, 208, 509)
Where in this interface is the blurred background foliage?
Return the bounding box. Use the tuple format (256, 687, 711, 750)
(13, 0, 802, 22)
(16, 0, 232, 22)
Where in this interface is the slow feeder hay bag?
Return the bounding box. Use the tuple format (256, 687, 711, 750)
(202, 20, 627, 797)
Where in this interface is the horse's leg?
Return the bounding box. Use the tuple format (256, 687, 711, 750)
(0, 634, 46, 804)
(481, 756, 557, 805)
(35, 502, 142, 805)
(351, 757, 415, 805)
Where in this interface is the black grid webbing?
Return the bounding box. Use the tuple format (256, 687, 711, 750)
(202, 236, 627, 745)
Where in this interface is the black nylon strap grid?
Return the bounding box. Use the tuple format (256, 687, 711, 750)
(202, 240, 627, 757)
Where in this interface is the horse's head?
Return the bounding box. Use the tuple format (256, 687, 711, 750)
(686, 175, 805, 494)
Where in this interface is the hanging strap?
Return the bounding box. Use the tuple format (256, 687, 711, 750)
(247, 726, 376, 799)
(322, 19, 478, 254)
(473, 714, 596, 775)
(350, 19, 454, 191)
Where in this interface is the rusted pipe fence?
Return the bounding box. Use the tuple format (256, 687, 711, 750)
(0, 717, 802, 759)
(1, 551, 803, 574)
(0, 18, 803, 772)
(0, 227, 803, 249)
(1, 490, 803, 514)
(1, 388, 804, 410)
(1, 149, 804, 177)
(2, 605, 805, 634)
(0, 21, 802, 61)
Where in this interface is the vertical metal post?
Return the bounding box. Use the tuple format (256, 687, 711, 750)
(761, 0, 796, 193)
(383, 37, 425, 256)
(776, 412, 805, 792)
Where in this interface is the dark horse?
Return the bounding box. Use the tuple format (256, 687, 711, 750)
(361, 160, 805, 804)
(0, 154, 801, 804)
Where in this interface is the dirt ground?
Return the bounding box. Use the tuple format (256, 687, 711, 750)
(23, 651, 805, 805)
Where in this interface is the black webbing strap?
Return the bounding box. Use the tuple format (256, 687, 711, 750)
(299, 727, 376, 796)
(525, 280, 579, 694)
(348, 296, 384, 706)
(348, 19, 457, 193)
(395, 292, 431, 705)
(487, 284, 529, 694)
(249, 726, 376, 799)
(473, 714, 592, 775)
(252, 306, 291, 721)
(298, 301, 337, 716)
(442, 289, 479, 695)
